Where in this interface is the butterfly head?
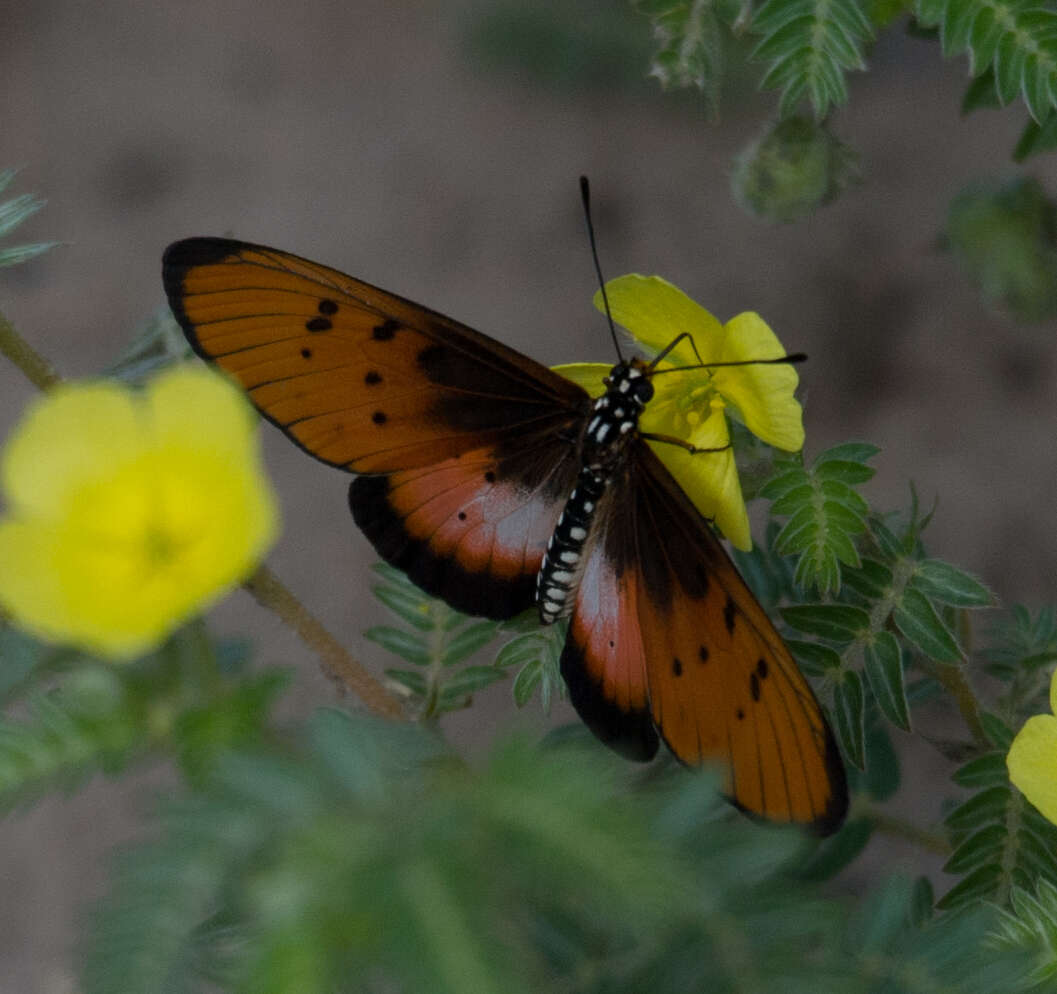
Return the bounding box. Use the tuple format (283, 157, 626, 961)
(603, 359, 655, 408)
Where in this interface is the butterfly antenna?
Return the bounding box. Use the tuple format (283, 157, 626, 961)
(580, 176, 623, 362)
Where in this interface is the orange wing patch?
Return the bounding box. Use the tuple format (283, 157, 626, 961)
(560, 517, 659, 761)
(163, 239, 586, 474)
(627, 444, 847, 833)
(350, 441, 581, 621)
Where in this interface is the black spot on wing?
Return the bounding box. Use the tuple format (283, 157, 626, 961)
(365, 371, 382, 385)
(372, 411, 387, 425)
(373, 319, 399, 341)
(306, 316, 331, 332)
(698, 645, 710, 663)
(672, 657, 683, 677)
(723, 596, 737, 633)
(756, 658, 768, 678)
(318, 298, 338, 315)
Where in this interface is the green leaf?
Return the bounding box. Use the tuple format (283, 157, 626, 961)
(787, 639, 842, 675)
(781, 604, 868, 642)
(814, 458, 876, 485)
(385, 668, 427, 697)
(748, 0, 870, 118)
(635, 0, 726, 116)
(833, 670, 865, 768)
(437, 666, 507, 710)
(953, 751, 1009, 788)
(944, 785, 1011, 832)
(980, 711, 1016, 749)
(364, 626, 431, 666)
(842, 558, 894, 601)
(815, 441, 881, 464)
(863, 632, 910, 730)
(373, 581, 436, 632)
(797, 817, 874, 881)
(915, 0, 1057, 124)
(937, 863, 1004, 911)
(512, 656, 544, 707)
(441, 620, 499, 667)
(912, 559, 993, 607)
(962, 67, 1002, 111)
(750, 0, 873, 119)
(1014, 110, 1057, 161)
(943, 823, 1007, 874)
(892, 587, 963, 661)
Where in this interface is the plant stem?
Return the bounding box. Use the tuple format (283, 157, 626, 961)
(917, 657, 990, 749)
(243, 565, 405, 720)
(858, 803, 951, 855)
(0, 305, 62, 390)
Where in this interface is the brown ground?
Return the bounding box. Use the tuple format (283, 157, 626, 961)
(2, 1, 1056, 989)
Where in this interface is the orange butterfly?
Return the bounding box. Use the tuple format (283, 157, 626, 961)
(162, 235, 848, 834)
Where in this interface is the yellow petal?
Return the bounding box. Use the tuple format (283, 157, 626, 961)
(647, 406, 752, 551)
(552, 362, 609, 399)
(2, 383, 147, 518)
(711, 312, 804, 452)
(1008, 714, 1057, 826)
(593, 275, 723, 363)
(147, 364, 260, 459)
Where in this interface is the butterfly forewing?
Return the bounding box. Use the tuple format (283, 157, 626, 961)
(163, 238, 588, 474)
(629, 444, 846, 831)
(163, 238, 588, 619)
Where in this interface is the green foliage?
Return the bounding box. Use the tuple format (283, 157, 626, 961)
(750, 0, 874, 117)
(940, 743, 1057, 910)
(762, 441, 878, 595)
(80, 709, 1035, 994)
(367, 563, 508, 715)
(915, 0, 1057, 123)
(0, 168, 56, 268)
(494, 614, 567, 711)
(993, 878, 1057, 990)
(635, 0, 729, 115)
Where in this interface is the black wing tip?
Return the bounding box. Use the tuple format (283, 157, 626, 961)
(560, 639, 661, 763)
(161, 238, 248, 351)
(162, 236, 246, 273)
(810, 725, 850, 837)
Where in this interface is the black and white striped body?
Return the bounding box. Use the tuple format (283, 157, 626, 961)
(537, 360, 654, 623)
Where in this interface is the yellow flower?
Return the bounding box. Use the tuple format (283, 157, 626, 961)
(0, 366, 279, 659)
(555, 275, 804, 550)
(1008, 669, 1057, 825)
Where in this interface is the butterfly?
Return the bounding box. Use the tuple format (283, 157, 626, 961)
(162, 234, 848, 834)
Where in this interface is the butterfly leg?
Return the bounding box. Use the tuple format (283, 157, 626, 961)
(638, 432, 732, 456)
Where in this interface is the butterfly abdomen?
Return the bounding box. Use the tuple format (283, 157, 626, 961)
(538, 467, 606, 623)
(537, 360, 654, 625)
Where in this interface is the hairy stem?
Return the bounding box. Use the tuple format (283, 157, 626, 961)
(0, 306, 62, 390)
(243, 565, 405, 720)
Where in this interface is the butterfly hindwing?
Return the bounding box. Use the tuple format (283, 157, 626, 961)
(351, 437, 582, 620)
(563, 442, 847, 833)
(164, 238, 590, 620)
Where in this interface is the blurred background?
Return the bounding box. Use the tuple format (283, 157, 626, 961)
(1, 0, 1056, 989)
